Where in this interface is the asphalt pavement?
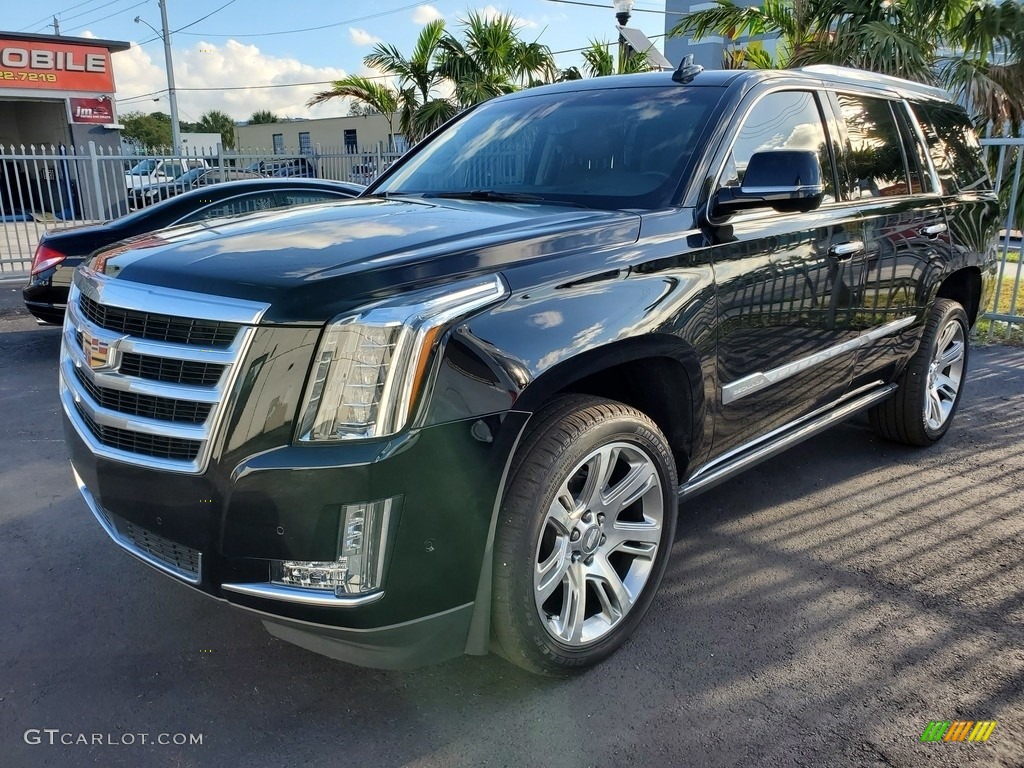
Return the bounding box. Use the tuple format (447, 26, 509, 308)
(1, 282, 1021, 768)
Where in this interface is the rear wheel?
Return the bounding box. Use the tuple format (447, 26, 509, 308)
(869, 298, 969, 446)
(492, 395, 678, 676)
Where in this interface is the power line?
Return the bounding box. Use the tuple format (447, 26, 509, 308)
(172, 0, 240, 35)
(66, 0, 151, 34)
(61, 0, 134, 25)
(17, 0, 107, 31)
(173, 2, 424, 39)
(544, 0, 687, 16)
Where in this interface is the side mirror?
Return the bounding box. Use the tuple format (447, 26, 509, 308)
(712, 150, 824, 216)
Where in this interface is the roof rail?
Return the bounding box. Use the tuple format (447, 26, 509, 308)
(799, 65, 951, 100)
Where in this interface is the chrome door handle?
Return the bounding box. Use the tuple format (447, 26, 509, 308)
(920, 223, 948, 237)
(828, 240, 864, 260)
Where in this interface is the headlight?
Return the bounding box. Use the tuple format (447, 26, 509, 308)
(297, 274, 508, 442)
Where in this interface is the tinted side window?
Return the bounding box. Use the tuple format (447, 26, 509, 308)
(913, 102, 990, 193)
(891, 102, 935, 194)
(274, 191, 349, 206)
(724, 90, 835, 203)
(179, 193, 278, 223)
(836, 94, 909, 198)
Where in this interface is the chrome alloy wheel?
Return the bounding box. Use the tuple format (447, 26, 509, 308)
(925, 317, 966, 431)
(533, 441, 665, 647)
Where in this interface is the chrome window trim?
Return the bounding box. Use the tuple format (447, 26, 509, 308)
(900, 98, 945, 196)
(722, 316, 916, 405)
(171, 191, 280, 226)
(72, 465, 202, 585)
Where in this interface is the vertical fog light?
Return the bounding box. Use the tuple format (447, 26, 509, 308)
(271, 497, 395, 597)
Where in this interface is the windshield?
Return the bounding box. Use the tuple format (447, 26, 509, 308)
(375, 86, 722, 209)
(127, 159, 159, 175)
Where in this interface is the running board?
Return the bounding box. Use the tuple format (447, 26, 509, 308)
(679, 384, 897, 501)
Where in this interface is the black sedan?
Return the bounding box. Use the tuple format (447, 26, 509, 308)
(128, 167, 267, 209)
(23, 178, 364, 324)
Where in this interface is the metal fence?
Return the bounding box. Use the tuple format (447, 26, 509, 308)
(3, 138, 1023, 340)
(981, 137, 1023, 340)
(0, 143, 403, 276)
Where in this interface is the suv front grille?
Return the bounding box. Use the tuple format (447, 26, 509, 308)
(78, 293, 240, 347)
(118, 517, 201, 579)
(73, 367, 213, 424)
(75, 402, 202, 461)
(60, 276, 267, 473)
(118, 352, 225, 386)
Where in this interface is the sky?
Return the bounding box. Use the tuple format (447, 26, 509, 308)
(3, 0, 675, 123)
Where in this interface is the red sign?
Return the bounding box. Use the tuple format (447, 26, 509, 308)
(0, 38, 115, 93)
(70, 96, 115, 124)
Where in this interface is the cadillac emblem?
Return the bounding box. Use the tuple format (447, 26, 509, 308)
(82, 333, 115, 370)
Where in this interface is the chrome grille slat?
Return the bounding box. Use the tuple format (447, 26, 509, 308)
(74, 401, 202, 461)
(60, 273, 270, 474)
(78, 292, 240, 347)
(73, 367, 213, 424)
(118, 352, 224, 387)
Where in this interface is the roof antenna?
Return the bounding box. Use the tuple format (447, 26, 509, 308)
(672, 54, 704, 84)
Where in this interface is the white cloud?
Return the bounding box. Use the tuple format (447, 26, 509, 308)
(476, 5, 539, 29)
(348, 27, 382, 46)
(110, 39, 351, 121)
(412, 4, 444, 24)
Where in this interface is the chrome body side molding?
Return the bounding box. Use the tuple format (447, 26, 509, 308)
(721, 316, 915, 405)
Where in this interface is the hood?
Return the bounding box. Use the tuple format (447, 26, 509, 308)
(97, 197, 642, 323)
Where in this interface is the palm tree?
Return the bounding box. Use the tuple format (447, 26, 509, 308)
(363, 19, 454, 142)
(307, 12, 556, 144)
(196, 109, 236, 150)
(307, 75, 399, 146)
(669, 0, 1024, 127)
(249, 110, 280, 124)
(437, 12, 556, 107)
(570, 40, 653, 78)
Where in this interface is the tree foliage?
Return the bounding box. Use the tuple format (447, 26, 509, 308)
(121, 111, 172, 150)
(195, 109, 237, 149)
(670, 0, 1024, 128)
(307, 12, 556, 145)
(249, 110, 280, 124)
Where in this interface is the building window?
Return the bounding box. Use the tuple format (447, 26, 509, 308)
(299, 132, 312, 155)
(272, 133, 284, 154)
(344, 129, 358, 153)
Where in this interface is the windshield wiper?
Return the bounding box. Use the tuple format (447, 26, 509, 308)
(426, 190, 587, 208)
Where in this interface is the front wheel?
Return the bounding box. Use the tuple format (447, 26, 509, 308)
(869, 298, 969, 446)
(492, 395, 678, 676)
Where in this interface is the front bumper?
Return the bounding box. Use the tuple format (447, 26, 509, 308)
(66, 409, 529, 667)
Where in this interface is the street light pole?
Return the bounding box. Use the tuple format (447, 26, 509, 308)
(613, 0, 635, 70)
(157, 0, 181, 152)
(138, 2, 181, 152)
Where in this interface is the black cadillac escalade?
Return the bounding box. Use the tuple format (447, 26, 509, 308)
(61, 65, 999, 676)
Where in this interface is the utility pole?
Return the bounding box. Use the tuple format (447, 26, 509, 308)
(52, 16, 61, 35)
(157, 0, 182, 153)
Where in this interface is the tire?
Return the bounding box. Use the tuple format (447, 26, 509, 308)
(869, 298, 970, 446)
(492, 395, 679, 676)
